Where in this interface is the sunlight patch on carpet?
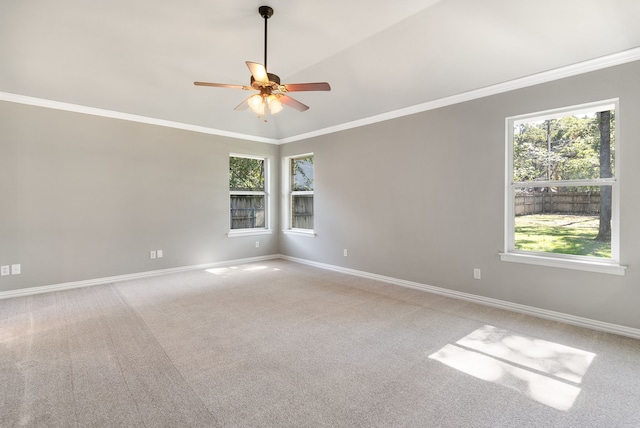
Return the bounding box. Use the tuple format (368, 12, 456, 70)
(429, 325, 596, 411)
(205, 267, 233, 276)
(206, 265, 272, 276)
(242, 265, 268, 271)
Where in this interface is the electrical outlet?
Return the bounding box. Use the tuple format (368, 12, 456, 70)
(157, 250, 163, 258)
(343, 249, 348, 257)
(473, 268, 481, 280)
(1, 265, 10, 276)
(255, 241, 260, 248)
(150, 250, 157, 259)
(11, 264, 21, 275)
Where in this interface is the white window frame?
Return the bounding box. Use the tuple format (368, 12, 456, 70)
(500, 99, 625, 275)
(283, 153, 316, 237)
(227, 154, 272, 237)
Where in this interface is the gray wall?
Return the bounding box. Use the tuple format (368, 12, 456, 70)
(0, 102, 279, 291)
(280, 60, 640, 329)
(2, 61, 640, 330)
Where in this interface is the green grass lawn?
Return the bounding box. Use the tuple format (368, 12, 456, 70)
(515, 214, 611, 258)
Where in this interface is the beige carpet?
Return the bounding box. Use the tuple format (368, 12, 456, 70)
(1, 259, 639, 427)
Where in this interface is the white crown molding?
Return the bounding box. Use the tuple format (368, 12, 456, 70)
(2, 47, 639, 145)
(0, 92, 280, 145)
(280, 47, 640, 144)
(279, 255, 640, 340)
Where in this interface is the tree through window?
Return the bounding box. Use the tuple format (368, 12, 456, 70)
(505, 100, 620, 267)
(229, 155, 267, 230)
(289, 155, 314, 231)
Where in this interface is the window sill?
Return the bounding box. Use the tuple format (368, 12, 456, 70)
(227, 229, 273, 238)
(283, 229, 317, 238)
(499, 252, 626, 276)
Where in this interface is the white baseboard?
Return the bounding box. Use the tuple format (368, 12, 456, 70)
(3, 253, 639, 340)
(280, 255, 640, 340)
(0, 255, 280, 301)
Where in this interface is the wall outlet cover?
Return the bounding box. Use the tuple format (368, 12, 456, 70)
(0, 266, 10, 276)
(11, 264, 21, 275)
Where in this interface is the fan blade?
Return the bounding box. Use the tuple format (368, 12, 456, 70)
(282, 82, 331, 92)
(194, 82, 251, 90)
(246, 61, 269, 83)
(234, 97, 250, 111)
(279, 94, 309, 112)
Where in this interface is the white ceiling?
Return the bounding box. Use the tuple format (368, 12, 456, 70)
(2, 0, 640, 142)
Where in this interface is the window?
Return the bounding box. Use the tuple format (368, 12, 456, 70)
(287, 154, 314, 233)
(502, 100, 625, 275)
(229, 155, 269, 234)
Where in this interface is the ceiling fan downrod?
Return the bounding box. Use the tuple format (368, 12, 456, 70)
(259, 6, 273, 71)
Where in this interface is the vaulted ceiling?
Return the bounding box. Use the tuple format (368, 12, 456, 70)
(2, 0, 640, 142)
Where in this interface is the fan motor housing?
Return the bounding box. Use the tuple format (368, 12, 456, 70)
(250, 73, 281, 88)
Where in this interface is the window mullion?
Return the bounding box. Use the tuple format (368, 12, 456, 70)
(513, 178, 616, 188)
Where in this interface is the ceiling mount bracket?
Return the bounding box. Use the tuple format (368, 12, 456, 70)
(259, 6, 273, 20)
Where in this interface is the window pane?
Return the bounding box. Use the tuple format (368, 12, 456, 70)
(513, 186, 611, 258)
(292, 195, 313, 229)
(230, 157, 265, 191)
(291, 156, 314, 191)
(230, 195, 265, 229)
(513, 110, 615, 182)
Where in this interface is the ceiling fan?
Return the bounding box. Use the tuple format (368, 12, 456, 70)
(194, 5, 331, 119)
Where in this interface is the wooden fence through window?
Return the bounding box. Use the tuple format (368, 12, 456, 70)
(292, 195, 314, 229)
(515, 191, 601, 216)
(230, 195, 265, 229)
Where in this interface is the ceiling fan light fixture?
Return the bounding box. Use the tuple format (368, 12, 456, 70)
(248, 94, 265, 115)
(194, 5, 330, 118)
(267, 94, 283, 114)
